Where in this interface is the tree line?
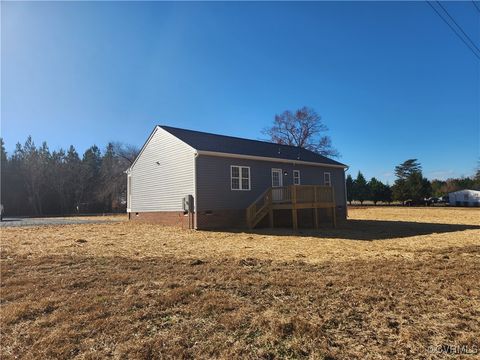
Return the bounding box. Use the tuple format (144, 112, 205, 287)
(346, 159, 480, 205)
(0, 137, 138, 216)
(1, 133, 479, 216)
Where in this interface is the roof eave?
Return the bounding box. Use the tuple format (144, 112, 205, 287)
(195, 150, 348, 169)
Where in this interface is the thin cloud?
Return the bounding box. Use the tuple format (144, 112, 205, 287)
(427, 170, 457, 180)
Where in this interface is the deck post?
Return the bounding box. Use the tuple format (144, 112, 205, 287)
(291, 185, 298, 230)
(268, 188, 274, 228)
(313, 186, 319, 229)
(331, 186, 336, 228)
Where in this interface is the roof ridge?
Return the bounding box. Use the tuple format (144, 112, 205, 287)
(160, 125, 309, 151)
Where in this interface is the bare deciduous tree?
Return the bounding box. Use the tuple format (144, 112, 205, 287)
(96, 142, 140, 212)
(262, 106, 339, 158)
(111, 142, 139, 165)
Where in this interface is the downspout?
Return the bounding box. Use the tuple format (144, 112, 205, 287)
(193, 152, 199, 229)
(344, 166, 349, 218)
(124, 169, 131, 220)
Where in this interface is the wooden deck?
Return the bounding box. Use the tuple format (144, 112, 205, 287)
(246, 185, 336, 230)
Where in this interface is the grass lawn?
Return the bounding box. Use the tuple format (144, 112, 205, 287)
(1, 207, 479, 359)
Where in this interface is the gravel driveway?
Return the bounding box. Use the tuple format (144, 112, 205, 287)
(0, 217, 121, 228)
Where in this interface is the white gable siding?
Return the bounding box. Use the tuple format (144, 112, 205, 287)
(128, 127, 195, 212)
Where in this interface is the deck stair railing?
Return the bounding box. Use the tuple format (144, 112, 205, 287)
(246, 185, 336, 230)
(246, 188, 272, 229)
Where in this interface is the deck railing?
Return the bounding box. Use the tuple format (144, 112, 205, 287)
(271, 186, 291, 203)
(270, 185, 333, 203)
(246, 185, 336, 229)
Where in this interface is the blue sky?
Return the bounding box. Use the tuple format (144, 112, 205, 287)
(1, 1, 479, 183)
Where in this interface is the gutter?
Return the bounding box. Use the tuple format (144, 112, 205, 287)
(193, 152, 199, 229)
(195, 150, 347, 169)
(344, 166, 350, 218)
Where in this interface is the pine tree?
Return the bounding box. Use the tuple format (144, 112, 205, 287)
(346, 174, 354, 205)
(392, 178, 408, 204)
(406, 172, 431, 203)
(48, 149, 67, 214)
(368, 177, 385, 205)
(393, 159, 431, 204)
(1, 139, 7, 217)
(64, 145, 83, 213)
(353, 172, 369, 205)
(81, 145, 102, 212)
(394, 159, 421, 180)
(98, 143, 118, 212)
(380, 183, 392, 204)
(474, 160, 480, 189)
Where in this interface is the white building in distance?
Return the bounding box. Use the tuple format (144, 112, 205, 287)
(448, 189, 480, 207)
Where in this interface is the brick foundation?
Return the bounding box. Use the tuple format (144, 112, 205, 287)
(129, 206, 346, 230)
(129, 211, 193, 228)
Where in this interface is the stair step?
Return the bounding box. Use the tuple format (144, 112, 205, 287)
(251, 207, 270, 228)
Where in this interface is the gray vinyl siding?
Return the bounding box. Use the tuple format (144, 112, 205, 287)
(195, 155, 346, 211)
(128, 127, 195, 212)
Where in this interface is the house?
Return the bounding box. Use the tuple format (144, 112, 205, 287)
(447, 189, 480, 207)
(126, 125, 348, 229)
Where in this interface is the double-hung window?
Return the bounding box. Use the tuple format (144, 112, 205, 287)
(293, 170, 301, 185)
(324, 172, 331, 186)
(231, 165, 251, 191)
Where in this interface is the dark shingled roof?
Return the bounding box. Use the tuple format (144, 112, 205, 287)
(160, 125, 347, 167)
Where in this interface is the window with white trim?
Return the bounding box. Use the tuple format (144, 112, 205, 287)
(324, 172, 331, 186)
(231, 165, 250, 190)
(293, 170, 301, 185)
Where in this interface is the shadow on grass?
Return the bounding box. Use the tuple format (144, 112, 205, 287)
(223, 219, 480, 241)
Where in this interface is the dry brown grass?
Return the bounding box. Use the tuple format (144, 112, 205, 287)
(1, 207, 479, 359)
